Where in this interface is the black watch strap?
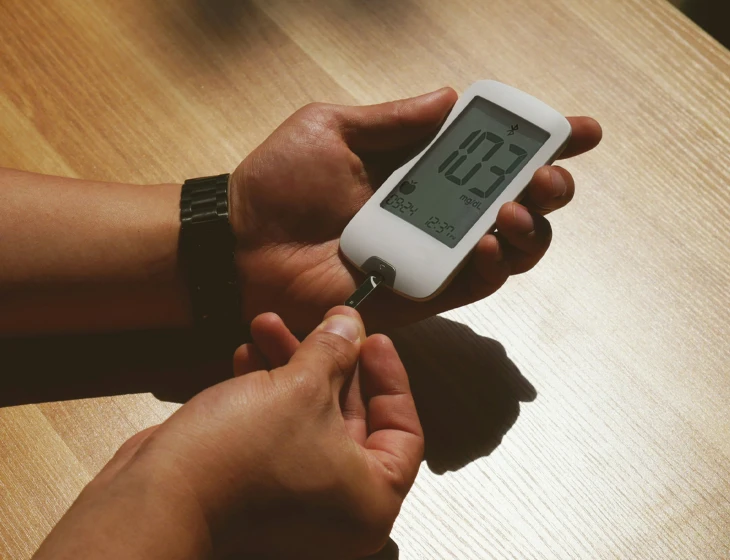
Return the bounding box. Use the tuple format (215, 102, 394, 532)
(180, 173, 243, 349)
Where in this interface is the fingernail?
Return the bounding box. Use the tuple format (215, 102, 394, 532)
(550, 168, 567, 198)
(512, 204, 534, 233)
(320, 315, 360, 343)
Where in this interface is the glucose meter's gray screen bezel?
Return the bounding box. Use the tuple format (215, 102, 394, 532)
(380, 97, 550, 248)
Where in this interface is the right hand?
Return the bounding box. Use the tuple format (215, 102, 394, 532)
(51, 306, 423, 559)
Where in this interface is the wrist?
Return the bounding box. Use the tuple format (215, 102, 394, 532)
(34, 455, 213, 560)
(228, 162, 256, 250)
(152, 182, 196, 327)
(229, 163, 257, 326)
(120, 456, 213, 555)
(179, 174, 246, 344)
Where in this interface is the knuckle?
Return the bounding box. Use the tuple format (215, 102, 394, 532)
(377, 456, 410, 497)
(314, 333, 356, 377)
(298, 102, 337, 126)
(289, 103, 343, 150)
(284, 368, 331, 406)
(308, 101, 329, 112)
(298, 101, 325, 115)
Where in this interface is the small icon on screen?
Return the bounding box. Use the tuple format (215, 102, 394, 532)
(507, 124, 519, 136)
(399, 180, 417, 194)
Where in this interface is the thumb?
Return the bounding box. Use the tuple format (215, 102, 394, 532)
(339, 87, 458, 153)
(285, 307, 365, 393)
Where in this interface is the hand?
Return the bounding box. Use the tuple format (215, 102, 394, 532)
(183, 306, 423, 558)
(35, 306, 422, 559)
(230, 88, 602, 333)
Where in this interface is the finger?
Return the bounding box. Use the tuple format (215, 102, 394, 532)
(341, 367, 368, 445)
(560, 116, 603, 159)
(233, 343, 269, 377)
(496, 202, 552, 254)
(287, 311, 365, 393)
(360, 334, 424, 496)
(339, 88, 458, 153)
(250, 312, 300, 368)
(436, 233, 513, 309)
(363, 242, 505, 325)
(495, 203, 552, 274)
(323, 305, 362, 322)
(470, 233, 512, 292)
(521, 165, 575, 215)
(327, 307, 368, 442)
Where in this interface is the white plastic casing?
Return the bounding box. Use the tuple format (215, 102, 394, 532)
(340, 80, 571, 300)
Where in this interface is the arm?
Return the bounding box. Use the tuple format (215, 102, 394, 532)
(34, 307, 423, 559)
(33, 454, 212, 560)
(1, 91, 601, 336)
(0, 168, 190, 334)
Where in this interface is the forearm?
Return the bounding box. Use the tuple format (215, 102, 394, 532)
(33, 460, 212, 560)
(0, 168, 191, 335)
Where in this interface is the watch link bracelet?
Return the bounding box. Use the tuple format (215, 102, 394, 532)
(179, 173, 244, 349)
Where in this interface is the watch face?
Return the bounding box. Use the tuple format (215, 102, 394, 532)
(381, 97, 549, 247)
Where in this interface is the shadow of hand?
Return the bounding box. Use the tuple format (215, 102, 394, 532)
(225, 537, 399, 560)
(1, 314, 535, 478)
(1, 317, 531, 560)
(0, 330, 233, 408)
(390, 316, 536, 474)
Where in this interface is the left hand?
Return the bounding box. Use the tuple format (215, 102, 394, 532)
(230, 88, 602, 333)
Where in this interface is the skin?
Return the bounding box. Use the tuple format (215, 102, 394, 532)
(3, 89, 603, 558)
(34, 307, 424, 559)
(230, 88, 602, 332)
(0, 88, 601, 336)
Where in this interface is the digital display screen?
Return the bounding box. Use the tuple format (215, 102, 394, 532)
(380, 97, 550, 247)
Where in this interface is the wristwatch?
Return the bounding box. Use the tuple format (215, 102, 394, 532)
(179, 173, 244, 350)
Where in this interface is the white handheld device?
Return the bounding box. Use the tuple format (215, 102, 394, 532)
(340, 80, 571, 302)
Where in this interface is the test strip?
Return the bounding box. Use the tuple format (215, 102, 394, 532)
(344, 273, 383, 309)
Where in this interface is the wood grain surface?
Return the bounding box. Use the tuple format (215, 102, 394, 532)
(1, 0, 729, 558)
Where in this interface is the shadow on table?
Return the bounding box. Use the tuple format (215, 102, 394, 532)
(0, 316, 535, 475)
(0, 329, 232, 408)
(674, 0, 730, 49)
(390, 316, 536, 474)
(364, 538, 399, 560)
(1, 317, 532, 560)
(226, 537, 399, 560)
(220, 316, 533, 559)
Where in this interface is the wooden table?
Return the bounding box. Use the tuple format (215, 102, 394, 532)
(2, 0, 729, 557)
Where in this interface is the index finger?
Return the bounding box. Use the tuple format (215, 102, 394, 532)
(559, 117, 603, 159)
(360, 335, 424, 497)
